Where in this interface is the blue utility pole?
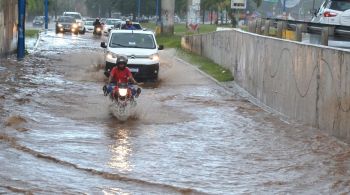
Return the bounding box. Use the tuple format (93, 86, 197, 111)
(137, 0, 141, 21)
(18, 0, 26, 60)
(283, 0, 286, 12)
(45, 0, 49, 30)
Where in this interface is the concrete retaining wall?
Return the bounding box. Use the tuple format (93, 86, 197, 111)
(0, 0, 18, 57)
(182, 29, 350, 143)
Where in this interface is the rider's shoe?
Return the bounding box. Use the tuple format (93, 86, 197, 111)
(103, 85, 108, 96)
(135, 88, 141, 98)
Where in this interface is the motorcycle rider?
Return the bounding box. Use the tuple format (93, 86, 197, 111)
(123, 19, 136, 30)
(93, 17, 102, 34)
(104, 55, 141, 98)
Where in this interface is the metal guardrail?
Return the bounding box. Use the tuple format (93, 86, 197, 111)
(248, 18, 350, 46)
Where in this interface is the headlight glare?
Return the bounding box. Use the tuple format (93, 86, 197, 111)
(150, 54, 160, 61)
(119, 88, 128, 97)
(107, 52, 118, 59)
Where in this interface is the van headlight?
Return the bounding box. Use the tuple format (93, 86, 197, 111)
(57, 23, 63, 27)
(149, 54, 159, 61)
(106, 52, 118, 60)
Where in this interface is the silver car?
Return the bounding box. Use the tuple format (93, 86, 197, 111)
(312, 0, 350, 26)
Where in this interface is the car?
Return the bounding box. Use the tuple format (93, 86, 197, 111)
(55, 16, 79, 34)
(63, 12, 86, 34)
(33, 16, 44, 27)
(84, 20, 94, 33)
(103, 18, 122, 35)
(100, 30, 164, 81)
(84, 18, 95, 22)
(113, 21, 143, 30)
(311, 0, 350, 26)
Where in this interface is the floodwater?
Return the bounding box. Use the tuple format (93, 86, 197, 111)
(1, 30, 350, 195)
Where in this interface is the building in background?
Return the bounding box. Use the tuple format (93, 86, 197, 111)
(0, 0, 18, 57)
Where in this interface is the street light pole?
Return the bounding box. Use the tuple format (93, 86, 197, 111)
(156, 0, 159, 18)
(137, 0, 141, 21)
(18, 0, 26, 60)
(45, 0, 49, 30)
(283, 0, 286, 12)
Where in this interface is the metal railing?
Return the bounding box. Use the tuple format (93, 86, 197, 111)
(248, 18, 350, 46)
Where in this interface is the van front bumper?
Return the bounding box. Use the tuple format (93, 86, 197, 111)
(104, 61, 159, 81)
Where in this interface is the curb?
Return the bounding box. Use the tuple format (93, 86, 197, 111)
(32, 30, 43, 52)
(175, 57, 229, 91)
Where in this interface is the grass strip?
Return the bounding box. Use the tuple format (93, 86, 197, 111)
(176, 49, 233, 82)
(25, 29, 39, 38)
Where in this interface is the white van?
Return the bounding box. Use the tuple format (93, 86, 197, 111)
(101, 30, 164, 81)
(311, 0, 350, 26)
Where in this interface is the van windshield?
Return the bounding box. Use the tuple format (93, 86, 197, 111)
(58, 17, 75, 23)
(64, 14, 82, 20)
(106, 20, 121, 25)
(109, 33, 156, 49)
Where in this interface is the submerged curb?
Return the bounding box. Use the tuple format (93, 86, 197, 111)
(33, 30, 43, 51)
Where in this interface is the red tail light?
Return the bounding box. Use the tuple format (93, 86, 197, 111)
(324, 11, 337, 17)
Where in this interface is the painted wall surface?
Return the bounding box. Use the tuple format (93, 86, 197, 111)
(0, 0, 18, 57)
(182, 30, 350, 143)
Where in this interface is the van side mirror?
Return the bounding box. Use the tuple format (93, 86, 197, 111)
(158, 45, 164, 50)
(101, 42, 107, 48)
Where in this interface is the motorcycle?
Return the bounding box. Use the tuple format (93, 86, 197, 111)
(93, 24, 103, 36)
(103, 83, 140, 121)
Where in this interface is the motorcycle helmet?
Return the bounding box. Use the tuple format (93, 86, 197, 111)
(116, 55, 128, 70)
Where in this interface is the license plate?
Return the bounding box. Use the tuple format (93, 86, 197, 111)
(129, 68, 139, 73)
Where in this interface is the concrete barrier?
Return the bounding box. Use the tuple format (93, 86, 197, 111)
(182, 29, 350, 143)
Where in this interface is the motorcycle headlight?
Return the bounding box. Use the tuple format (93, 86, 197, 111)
(96, 27, 101, 32)
(118, 88, 128, 97)
(149, 54, 159, 61)
(106, 52, 118, 59)
(58, 23, 63, 27)
(72, 24, 78, 28)
(78, 22, 82, 26)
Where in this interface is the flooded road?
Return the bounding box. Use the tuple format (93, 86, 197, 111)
(1, 30, 350, 194)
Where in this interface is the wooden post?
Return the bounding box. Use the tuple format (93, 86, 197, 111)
(295, 24, 305, 42)
(264, 20, 271, 36)
(249, 20, 257, 33)
(256, 19, 262, 34)
(321, 27, 329, 46)
(277, 21, 285, 38)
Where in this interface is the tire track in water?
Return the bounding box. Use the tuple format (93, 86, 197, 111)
(0, 134, 207, 195)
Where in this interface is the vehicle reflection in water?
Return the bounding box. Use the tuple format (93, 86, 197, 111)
(108, 128, 133, 172)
